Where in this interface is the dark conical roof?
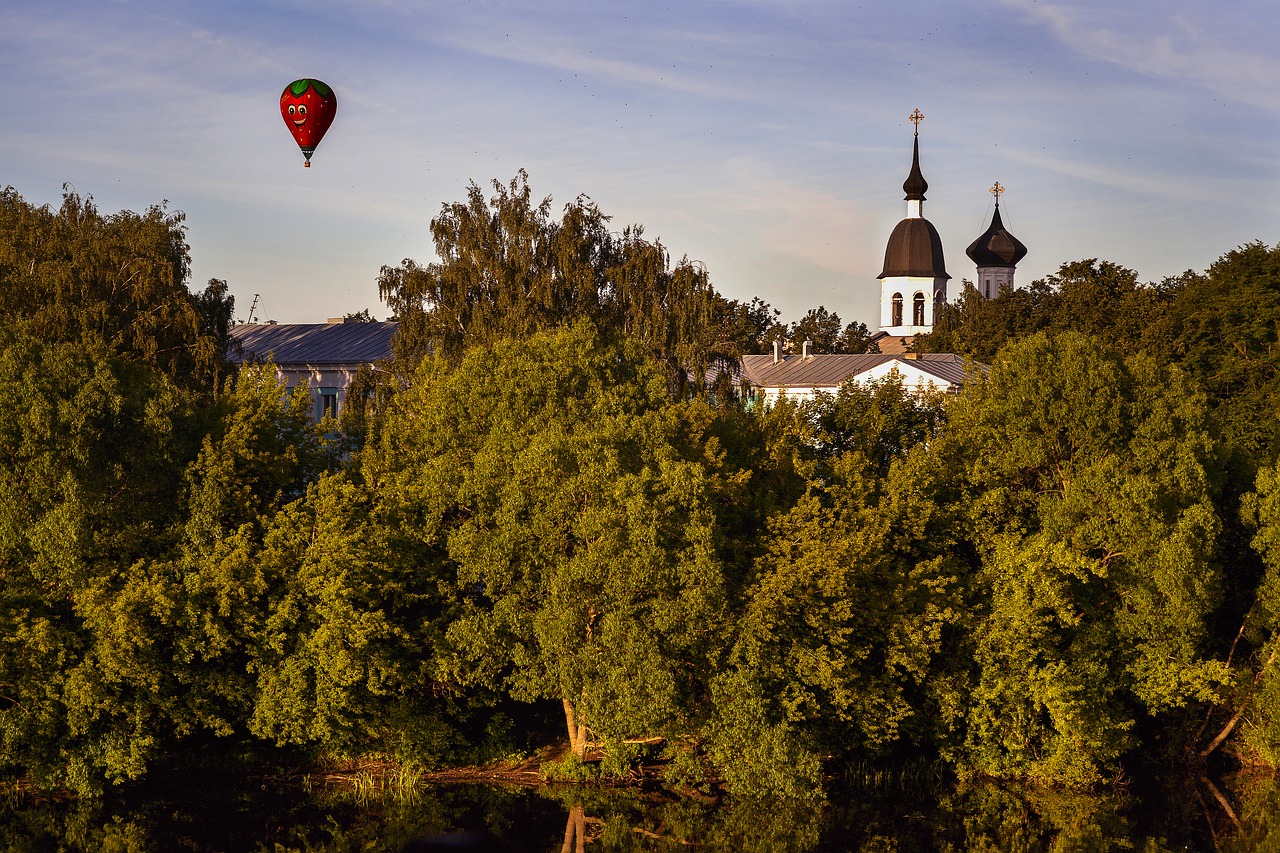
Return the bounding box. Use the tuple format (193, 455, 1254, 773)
(966, 205, 1027, 267)
(878, 218, 950, 279)
(903, 133, 928, 200)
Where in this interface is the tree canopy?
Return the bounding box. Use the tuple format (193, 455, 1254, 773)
(6, 176, 1280, 820)
(0, 186, 233, 392)
(364, 322, 746, 757)
(377, 171, 735, 389)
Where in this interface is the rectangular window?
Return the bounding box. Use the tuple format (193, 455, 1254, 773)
(318, 387, 339, 419)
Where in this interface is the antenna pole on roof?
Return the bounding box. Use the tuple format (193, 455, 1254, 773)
(247, 294, 260, 325)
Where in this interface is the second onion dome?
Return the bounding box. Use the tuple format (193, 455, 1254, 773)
(966, 184, 1027, 297)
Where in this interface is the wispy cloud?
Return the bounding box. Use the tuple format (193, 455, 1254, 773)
(4, 0, 1275, 325)
(1002, 145, 1231, 205)
(1004, 0, 1280, 112)
(454, 36, 744, 102)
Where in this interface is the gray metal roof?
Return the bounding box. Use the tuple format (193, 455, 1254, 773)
(869, 332, 912, 354)
(229, 321, 397, 367)
(895, 354, 978, 387)
(740, 352, 978, 390)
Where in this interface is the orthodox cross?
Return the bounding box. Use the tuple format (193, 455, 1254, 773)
(909, 108, 924, 135)
(990, 181, 1005, 206)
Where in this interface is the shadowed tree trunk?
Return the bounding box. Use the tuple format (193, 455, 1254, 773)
(1202, 640, 1279, 759)
(562, 698, 590, 759)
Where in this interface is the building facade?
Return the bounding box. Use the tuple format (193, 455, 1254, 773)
(229, 319, 396, 420)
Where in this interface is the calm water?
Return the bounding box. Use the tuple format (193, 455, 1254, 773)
(1, 772, 1275, 851)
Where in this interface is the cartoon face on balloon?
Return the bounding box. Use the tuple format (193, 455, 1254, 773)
(280, 79, 336, 167)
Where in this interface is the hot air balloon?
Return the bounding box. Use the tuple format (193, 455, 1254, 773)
(280, 79, 337, 167)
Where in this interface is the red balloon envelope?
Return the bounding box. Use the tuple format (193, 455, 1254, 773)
(280, 79, 337, 167)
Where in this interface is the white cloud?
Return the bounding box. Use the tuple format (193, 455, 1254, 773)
(1003, 0, 1280, 112)
(457, 36, 748, 102)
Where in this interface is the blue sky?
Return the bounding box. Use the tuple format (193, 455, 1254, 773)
(2, 1, 1276, 327)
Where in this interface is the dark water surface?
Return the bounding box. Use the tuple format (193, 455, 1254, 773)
(2, 772, 1276, 851)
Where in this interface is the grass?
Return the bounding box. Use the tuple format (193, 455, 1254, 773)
(842, 758, 949, 795)
(306, 758, 425, 806)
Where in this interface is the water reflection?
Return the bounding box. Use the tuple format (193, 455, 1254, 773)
(0, 771, 1274, 850)
(561, 802, 588, 851)
(1221, 771, 1280, 852)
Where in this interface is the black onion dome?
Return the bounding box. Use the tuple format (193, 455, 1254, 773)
(903, 134, 928, 200)
(878, 218, 951, 279)
(965, 206, 1027, 267)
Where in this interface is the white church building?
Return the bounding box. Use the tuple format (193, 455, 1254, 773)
(738, 109, 1027, 404)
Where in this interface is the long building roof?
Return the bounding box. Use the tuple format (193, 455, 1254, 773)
(739, 351, 976, 390)
(229, 321, 397, 366)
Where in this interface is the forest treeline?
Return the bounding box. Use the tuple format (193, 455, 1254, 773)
(3, 175, 1280, 801)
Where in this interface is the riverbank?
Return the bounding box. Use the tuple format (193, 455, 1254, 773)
(292, 739, 723, 805)
(7, 757, 1278, 850)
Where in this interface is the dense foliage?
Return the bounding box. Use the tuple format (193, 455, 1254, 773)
(2, 179, 1280, 813)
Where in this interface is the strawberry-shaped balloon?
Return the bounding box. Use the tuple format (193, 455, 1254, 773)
(280, 79, 337, 167)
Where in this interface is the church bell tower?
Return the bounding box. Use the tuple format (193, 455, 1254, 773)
(877, 109, 950, 336)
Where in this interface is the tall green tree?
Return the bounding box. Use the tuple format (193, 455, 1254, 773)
(0, 329, 195, 793)
(0, 187, 233, 392)
(1144, 241, 1280, 459)
(1039, 258, 1163, 345)
(785, 306, 878, 354)
(936, 332, 1226, 785)
(247, 473, 418, 758)
(1213, 459, 1280, 765)
(705, 377, 955, 798)
(708, 450, 962, 799)
(915, 259, 1165, 362)
(913, 279, 1046, 361)
(377, 171, 733, 389)
(712, 296, 785, 356)
(0, 351, 344, 794)
(159, 366, 334, 739)
(809, 375, 946, 473)
(365, 322, 742, 757)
